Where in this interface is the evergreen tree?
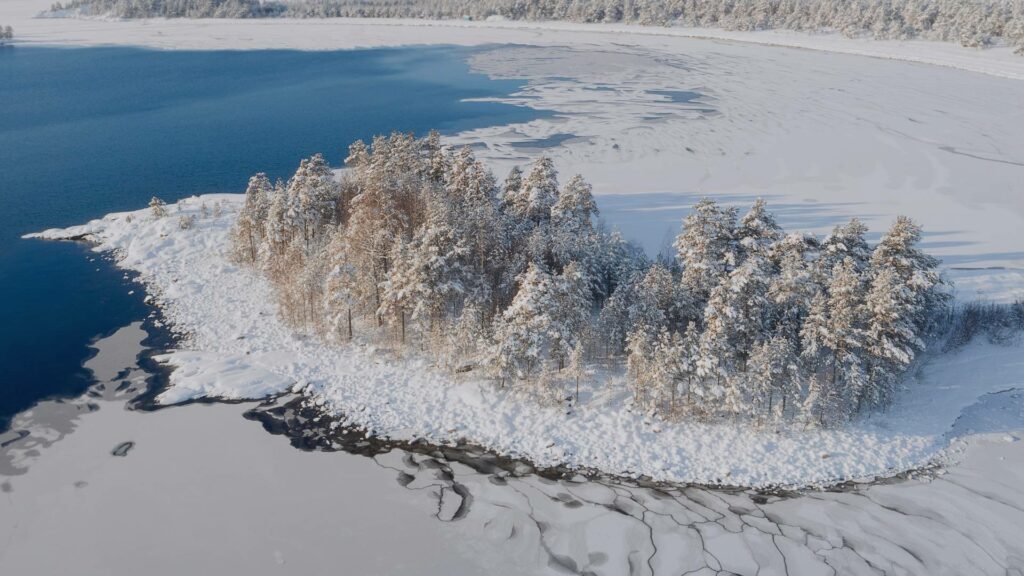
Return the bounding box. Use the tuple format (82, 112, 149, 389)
(824, 257, 868, 414)
(675, 198, 738, 305)
(819, 218, 871, 279)
(551, 174, 599, 269)
(149, 196, 167, 218)
(736, 198, 782, 262)
(870, 215, 945, 332)
(234, 172, 273, 264)
(863, 266, 921, 409)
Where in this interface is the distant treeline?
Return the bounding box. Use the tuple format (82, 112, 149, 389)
(46, 0, 1024, 53)
(0, 26, 12, 42)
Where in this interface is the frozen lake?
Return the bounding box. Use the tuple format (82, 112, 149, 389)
(1, 323, 1021, 575)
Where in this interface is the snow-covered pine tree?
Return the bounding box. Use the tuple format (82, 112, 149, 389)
(322, 228, 358, 342)
(697, 252, 773, 417)
(491, 263, 559, 384)
(747, 334, 801, 421)
(551, 174, 599, 269)
(233, 172, 273, 264)
(288, 153, 338, 245)
(523, 156, 559, 220)
(675, 198, 738, 306)
(551, 261, 592, 369)
(824, 257, 869, 418)
(818, 218, 871, 280)
(263, 177, 300, 257)
(721, 254, 774, 371)
(338, 135, 418, 319)
(149, 196, 167, 219)
(568, 340, 586, 402)
(768, 232, 820, 343)
(625, 323, 655, 407)
(799, 292, 839, 425)
(422, 130, 449, 185)
(378, 212, 470, 340)
(591, 228, 649, 308)
(442, 147, 505, 311)
(862, 266, 922, 410)
(736, 198, 783, 262)
(870, 215, 946, 333)
(499, 166, 523, 213)
(696, 279, 735, 414)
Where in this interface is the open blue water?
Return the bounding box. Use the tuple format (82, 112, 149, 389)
(0, 45, 537, 431)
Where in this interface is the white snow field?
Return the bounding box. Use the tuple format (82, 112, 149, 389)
(27, 195, 1024, 488)
(1, 317, 1022, 576)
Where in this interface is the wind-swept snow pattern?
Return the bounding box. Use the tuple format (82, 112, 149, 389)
(453, 43, 1024, 299)
(27, 197, 1024, 487)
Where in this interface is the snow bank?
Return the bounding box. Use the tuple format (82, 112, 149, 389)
(26, 196, 1024, 487)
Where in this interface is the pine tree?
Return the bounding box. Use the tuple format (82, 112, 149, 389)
(551, 174, 599, 268)
(423, 130, 449, 184)
(870, 215, 945, 333)
(149, 196, 167, 218)
(519, 155, 560, 224)
(768, 232, 820, 342)
(287, 153, 338, 244)
(322, 228, 357, 342)
(824, 257, 868, 416)
(491, 264, 559, 383)
(863, 266, 921, 409)
(736, 198, 782, 262)
(500, 166, 523, 212)
(234, 172, 273, 264)
(819, 218, 871, 280)
(675, 198, 738, 305)
(552, 261, 592, 368)
(625, 324, 655, 407)
(379, 214, 470, 338)
(800, 292, 838, 425)
(568, 340, 586, 402)
(748, 334, 801, 421)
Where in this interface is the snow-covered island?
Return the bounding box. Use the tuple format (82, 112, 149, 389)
(28, 132, 1024, 489)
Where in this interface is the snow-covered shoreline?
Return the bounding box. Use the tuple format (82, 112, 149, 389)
(26, 196, 1024, 488)
(3, 3, 1024, 81)
(4, 320, 1021, 574)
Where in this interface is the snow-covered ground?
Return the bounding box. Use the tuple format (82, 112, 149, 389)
(2, 318, 1022, 575)
(26, 196, 1024, 488)
(0, 325, 529, 576)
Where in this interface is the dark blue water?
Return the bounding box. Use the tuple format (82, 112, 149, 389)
(0, 45, 536, 431)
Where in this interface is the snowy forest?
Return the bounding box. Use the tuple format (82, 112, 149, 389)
(47, 0, 1024, 53)
(201, 132, 950, 428)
